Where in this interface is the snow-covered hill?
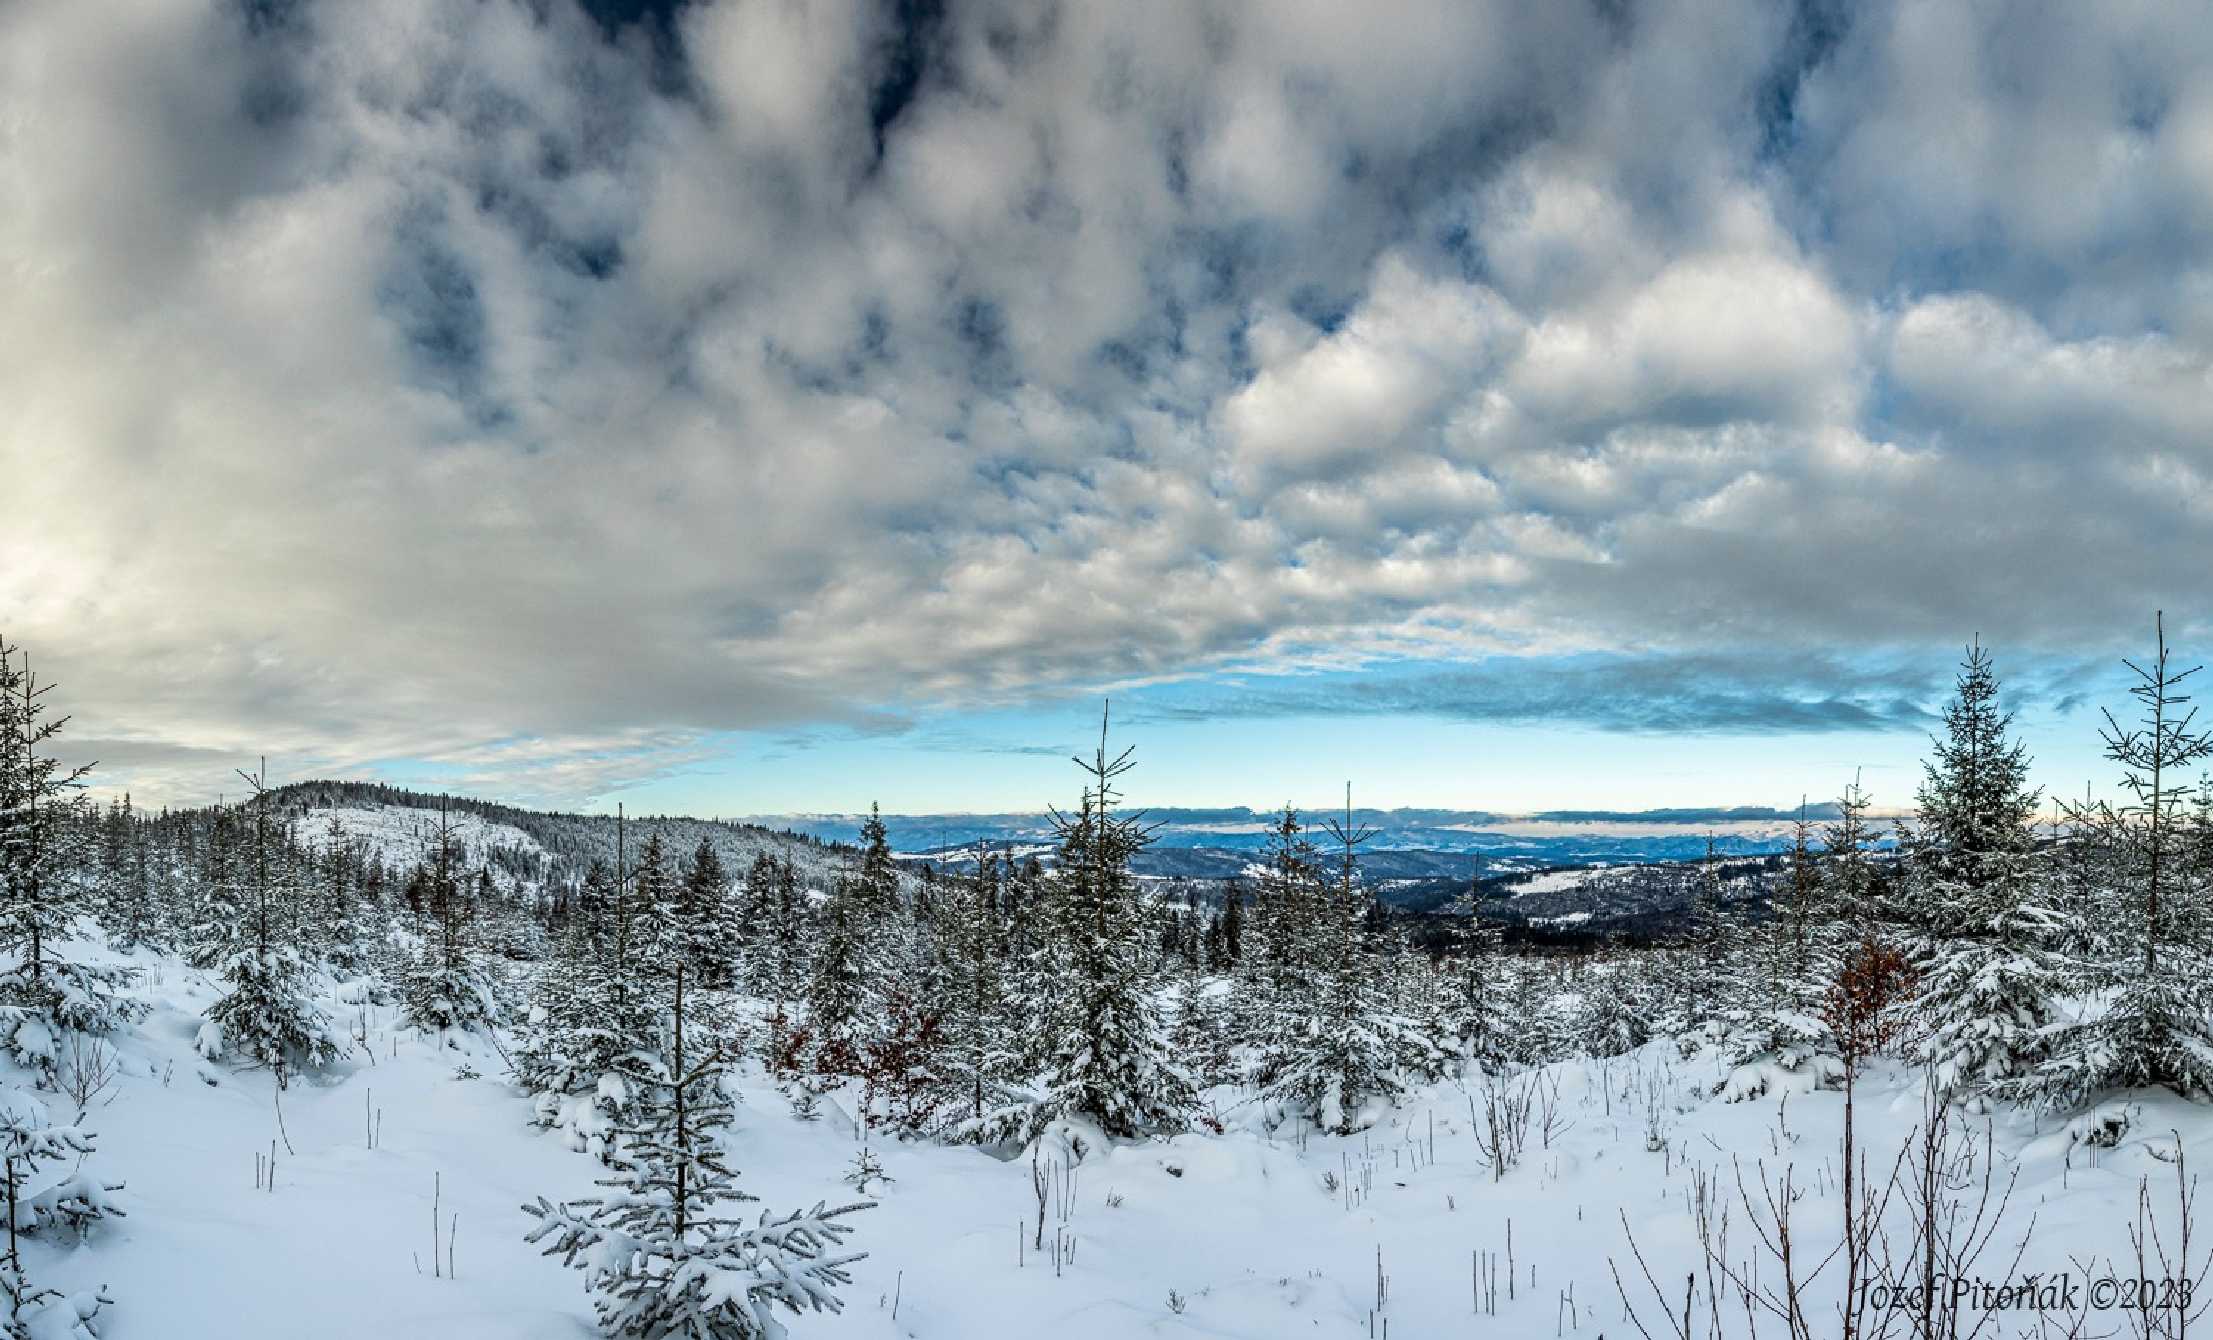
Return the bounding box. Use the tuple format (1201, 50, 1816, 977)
(269, 783, 887, 903)
(309, 805, 547, 881)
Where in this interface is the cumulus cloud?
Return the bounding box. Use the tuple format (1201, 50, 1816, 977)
(3, 0, 2210, 804)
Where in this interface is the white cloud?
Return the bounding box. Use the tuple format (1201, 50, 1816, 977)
(4, 0, 2212, 804)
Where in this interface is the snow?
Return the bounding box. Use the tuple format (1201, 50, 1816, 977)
(309, 806, 545, 882)
(1509, 869, 1589, 896)
(21, 929, 2198, 1339)
(1529, 910, 1592, 927)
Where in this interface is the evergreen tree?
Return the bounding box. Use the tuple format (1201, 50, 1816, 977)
(524, 966, 872, 1340)
(199, 762, 340, 1083)
(995, 706, 1192, 1141)
(399, 802, 497, 1035)
(1568, 946, 1655, 1058)
(1722, 797, 1857, 1098)
(1673, 837, 1729, 1035)
(1901, 643, 2069, 1095)
(1215, 878, 1244, 969)
(516, 858, 660, 1157)
(804, 876, 870, 1076)
(0, 1099, 116, 1340)
(854, 804, 900, 929)
(2012, 615, 2213, 1108)
(1437, 897, 1506, 1070)
(313, 815, 370, 974)
(1823, 775, 1885, 933)
(738, 853, 778, 993)
(0, 640, 138, 1072)
(680, 838, 738, 989)
(937, 849, 1011, 1125)
(761, 859, 808, 1012)
(1262, 789, 1408, 1132)
(1244, 808, 1323, 1016)
(96, 795, 155, 950)
(1907, 641, 2043, 924)
(630, 832, 680, 980)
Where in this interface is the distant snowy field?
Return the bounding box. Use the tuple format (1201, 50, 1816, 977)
(20, 931, 2191, 1340)
(1507, 869, 1590, 896)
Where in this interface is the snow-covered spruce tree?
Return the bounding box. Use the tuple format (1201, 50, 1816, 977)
(307, 814, 371, 974)
(94, 795, 156, 952)
(1167, 949, 1237, 1092)
(1247, 806, 1325, 1088)
(936, 848, 1013, 1128)
(1434, 902, 1506, 1071)
(804, 875, 871, 1077)
(1569, 945, 1655, 1059)
(1721, 802, 1843, 1099)
(199, 761, 341, 1083)
(181, 805, 246, 970)
(853, 804, 901, 932)
(516, 858, 662, 1157)
(679, 838, 739, 989)
(1822, 774, 1887, 933)
(763, 859, 809, 1017)
(1020, 708, 1191, 1140)
(1899, 642, 2071, 1096)
(1672, 838, 1731, 1038)
(2005, 615, 2213, 1109)
(1262, 791, 1409, 1133)
(0, 1097, 117, 1340)
(628, 832, 680, 981)
(524, 965, 872, 1340)
(737, 853, 778, 996)
(399, 802, 498, 1036)
(1213, 875, 1244, 970)
(992, 853, 1055, 1081)
(0, 640, 139, 1073)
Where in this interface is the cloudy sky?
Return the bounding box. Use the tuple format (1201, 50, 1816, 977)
(5, 0, 2210, 816)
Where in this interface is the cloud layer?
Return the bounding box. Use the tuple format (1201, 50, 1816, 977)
(5, 0, 2210, 802)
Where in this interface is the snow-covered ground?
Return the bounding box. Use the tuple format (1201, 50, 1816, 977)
(24, 934, 2201, 1339)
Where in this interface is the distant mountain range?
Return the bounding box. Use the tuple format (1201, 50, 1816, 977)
(746, 803, 1869, 872)
(256, 784, 1892, 937)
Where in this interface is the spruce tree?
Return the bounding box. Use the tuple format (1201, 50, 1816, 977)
(738, 853, 779, 994)
(630, 832, 680, 981)
(804, 876, 870, 1076)
(1674, 837, 1729, 1035)
(855, 804, 900, 929)
(1263, 789, 1408, 1132)
(0, 640, 137, 1071)
(763, 858, 808, 1013)
(1216, 878, 1244, 969)
(96, 795, 155, 950)
(2013, 615, 2213, 1108)
(1901, 643, 2069, 1095)
(680, 838, 738, 988)
(1437, 897, 1506, 1070)
(524, 965, 872, 1340)
(399, 802, 497, 1035)
(937, 848, 1010, 1125)
(199, 761, 340, 1083)
(516, 858, 659, 1157)
(1013, 706, 1192, 1140)
(1245, 807, 1322, 1011)
(0, 1099, 116, 1339)
(1722, 797, 1856, 1098)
